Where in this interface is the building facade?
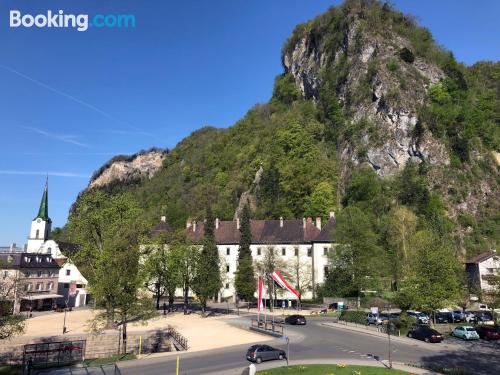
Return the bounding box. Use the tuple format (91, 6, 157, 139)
(466, 250, 500, 299)
(0, 252, 62, 312)
(24, 183, 89, 308)
(151, 212, 336, 301)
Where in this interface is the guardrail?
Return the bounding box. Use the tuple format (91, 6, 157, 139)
(166, 327, 189, 351)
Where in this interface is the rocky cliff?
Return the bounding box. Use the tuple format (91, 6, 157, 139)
(282, 1, 449, 176)
(89, 149, 167, 189)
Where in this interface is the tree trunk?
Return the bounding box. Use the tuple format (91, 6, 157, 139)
(183, 286, 189, 314)
(168, 293, 174, 311)
(156, 286, 161, 310)
(122, 320, 127, 354)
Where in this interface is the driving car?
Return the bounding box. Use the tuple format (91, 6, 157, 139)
(407, 326, 443, 343)
(246, 344, 287, 364)
(285, 314, 306, 325)
(451, 326, 480, 340)
(475, 326, 500, 341)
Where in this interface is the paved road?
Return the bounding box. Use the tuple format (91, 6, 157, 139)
(115, 316, 499, 375)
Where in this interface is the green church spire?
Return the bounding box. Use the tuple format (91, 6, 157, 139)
(35, 178, 50, 221)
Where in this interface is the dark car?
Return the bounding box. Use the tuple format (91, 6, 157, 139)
(435, 311, 454, 323)
(285, 314, 307, 325)
(452, 310, 465, 322)
(475, 326, 500, 341)
(246, 344, 287, 364)
(407, 326, 443, 343)
(472, 311, 494, 323)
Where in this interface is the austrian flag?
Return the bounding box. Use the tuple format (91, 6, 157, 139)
(270, 269, 300, 298)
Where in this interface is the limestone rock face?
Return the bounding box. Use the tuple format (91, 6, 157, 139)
(89, 150, 166, 189)
(282, 17, 449, 177)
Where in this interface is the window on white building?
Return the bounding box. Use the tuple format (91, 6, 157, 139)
(66, 269, 71, 276)
(226, 248, 230, 255)
(257, 248, 261, 256)
(36, 229, 40, 239)
(324, 247, 328, 256)
(226, 265, 230, 273)
(25, 271, 31, 278)
(36, 283, 43, 291)
(225, 283, 230, 289)
(37, 271, 42, 277)
(47, 282, 53, 290)
(47, 247, 52, 254)
(324, 266, 329, 278)
(307, 248, 312, 257)
(282, 248, 286, 256)
(26, 283, 33, 291)
(294, 247, 299, 256)
(2, 271, 8, 278)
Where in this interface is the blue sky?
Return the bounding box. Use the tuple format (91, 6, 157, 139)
(1, 0, 499, 246)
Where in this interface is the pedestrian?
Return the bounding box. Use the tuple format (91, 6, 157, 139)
(163, 302, 167, 315)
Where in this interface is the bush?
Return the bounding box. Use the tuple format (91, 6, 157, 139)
(387, 59, 399, 72)
(399, 47, 415, 63)
(340, 310, 366, 324)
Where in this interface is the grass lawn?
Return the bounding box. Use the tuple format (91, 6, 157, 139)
(0, 365, 22, 375)
(258, 364, 409, 374)
(83, 353, 136, 367)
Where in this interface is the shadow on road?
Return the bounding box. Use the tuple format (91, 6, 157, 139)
(420, 349, 498, 375)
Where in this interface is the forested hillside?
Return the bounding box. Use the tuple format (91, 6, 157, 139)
(61, 0, 499, 269)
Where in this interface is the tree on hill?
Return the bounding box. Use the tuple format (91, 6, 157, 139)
(192, 208, 222, 315)
(235, 204, 256, 301)
(304, 181, 336, 222)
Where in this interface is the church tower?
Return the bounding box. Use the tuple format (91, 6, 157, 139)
(27, 180, 52, 252)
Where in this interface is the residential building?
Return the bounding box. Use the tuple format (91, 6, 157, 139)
(465, 250, 499, 299)
(0, 252, 62, 312)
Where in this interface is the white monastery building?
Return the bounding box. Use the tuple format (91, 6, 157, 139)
(150, 212, 336, 301)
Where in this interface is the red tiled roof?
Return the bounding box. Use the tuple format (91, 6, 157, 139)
(314, 217, 336, 242)
(465, 251, 496, 264)
(186, 219, 323, 245)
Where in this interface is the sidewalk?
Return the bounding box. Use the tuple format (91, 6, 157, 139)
(208, 359, 440, 375)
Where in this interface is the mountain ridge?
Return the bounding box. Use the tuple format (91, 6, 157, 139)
(62, 0, 499, 259)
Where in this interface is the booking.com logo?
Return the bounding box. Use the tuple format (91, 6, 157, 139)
(9, 10, 136, 32)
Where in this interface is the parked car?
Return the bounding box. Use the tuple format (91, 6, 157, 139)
(451, 326, 480, 341)
(475, 326, 500, 341)
(407, 326, 443, 343)
(464, 311, 477, 324)
(285, 314, 306, 325)
(246, 344, 286, 364)
(478, 304, 490, 311)
(435, 311, 454, 323)
(407, 311, 430, 324)
(367, 312, 390, 325)
(452, 310, 465, 322)
(472, 311, 494, 325)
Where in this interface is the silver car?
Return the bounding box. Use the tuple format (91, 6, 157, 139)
(367, 312, 389, 325)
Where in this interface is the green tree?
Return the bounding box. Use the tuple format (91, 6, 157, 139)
(67, 191, 148, 327)
(385, 206, 417, 288)
(400, 230, 462, 323)
(144, 232, 181, 310)
(235, 204, 256, 301)
(169, 232, 198, 314)
(304, 181, 335, 221)
(329, 206, 386, 296)
(192, 208, 222, 315)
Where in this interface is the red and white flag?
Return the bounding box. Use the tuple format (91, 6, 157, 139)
(257, 276, 263, 311)
(271, 269, 301, 298)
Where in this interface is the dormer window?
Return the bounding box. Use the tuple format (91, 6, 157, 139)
(46, 257, 51, 262)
